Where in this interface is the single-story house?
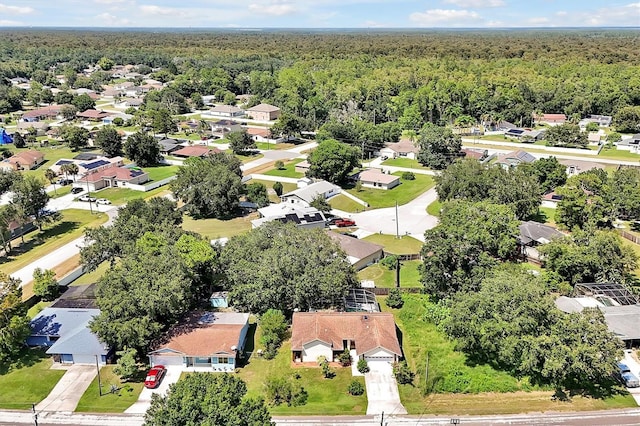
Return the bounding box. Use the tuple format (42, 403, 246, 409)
(246, 127, 287, 144)
(518, 220, 565, 261)
(495, 150, 536, 169)
(358, 169, 400, 190)
(252, 204, 326, 230)
(291, 312, 402, 365)
(533, 113, 567, 126)
(541, 191, 563, 208)
(114, 98, 143, 109)
(82, 164, 149, 191)
(102, 112, 133, 125)
(16, 121, 50, 135)
(148, 312, 250, 371)
(77, 109, 110, 121)
(158, 139, 182, 155)
(461, 148, 488, 161)
(27, 308, 111, 365)
(558, 159, 605, 177)
(209, 120, 242, 139)
(172, 145, 221, 158)
(50, 156, 124, 177)
(280, 180, 341, 207)
(327, 231, 384, 271)
(379, 138, 419, 160)
(504, 128, 546, 142)
(246, 103, 281, 121)
(579, 115, 612, 128)
(21, 105, 70, 122)
(616, 134, 640, 153)
(587, 132, 602, 145)
(203, 105, 245, 118)
(294, 160, 311, 174)
(101, 88, 125, 98)
(0, 150, 45, 171)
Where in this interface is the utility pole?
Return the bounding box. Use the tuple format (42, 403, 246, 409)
(95, 355, 102, 396)
(425, 351, 429, 393)
(395, 201, 399, 239)
(85, 174, 93, 215)
(395, 257, 400, 288)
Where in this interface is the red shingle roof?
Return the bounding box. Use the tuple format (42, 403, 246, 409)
(172, 145, 220, 158)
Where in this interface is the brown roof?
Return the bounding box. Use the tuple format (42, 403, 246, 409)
(172, 145, 220, 158)
(461, 148, 486, 160)
(247, 103, 280, 113)
(291, 312, 402, 357)
(84, 165, 145, 183)
(151, 312, 248, 356)
(385, 138, 419, 154)
(327, 231, 383, 261)
(358, 169, 400, 185)
(77, 109, 109, 119)
(9, 150, 44, 166)
(22, 105, 69, 119)
(246, 127, 270, 137)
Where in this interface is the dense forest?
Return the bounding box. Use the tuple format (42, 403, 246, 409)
(1, 29, 639, 131)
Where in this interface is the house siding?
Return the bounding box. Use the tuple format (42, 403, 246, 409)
(352, 250, 384, 271)
(302, 340, 333, 362)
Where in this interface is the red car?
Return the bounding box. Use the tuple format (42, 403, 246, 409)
(144, 365, 167, 389)
(335, 218, 356, 227)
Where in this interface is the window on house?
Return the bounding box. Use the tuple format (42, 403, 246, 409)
(217, 357, 228, 364)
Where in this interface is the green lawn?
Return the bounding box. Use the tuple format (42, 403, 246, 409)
(598, 148, 640, 161)
(264, 159, 304, 179)
(358, 260, 422, 288)
(329, 194, 366, 213)
(181, 213, 256, 240)
(346, 173, 434, 208)
(236, 327, 367, 415)
(48, 184, 72, 198)
(362, 234, 423, 254)
(249, 179, 297, 203)
(531, 206, 557, 226)
(0, 350, 66, 410)
(0, 209, 108, 277)
(426, 199, 442, 217)
(255, 142, 296, 151)
(235, 152, 265, 164)
(93, 186, 168, 205)
(168, 132, 204, 141)
(144, 164, 180, 181)
(27, 301, 53, 318)
(381, 158, 429, 169)
(75, 365, 144, 413)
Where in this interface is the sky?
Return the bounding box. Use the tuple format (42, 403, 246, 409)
(0, 0, 639, 28)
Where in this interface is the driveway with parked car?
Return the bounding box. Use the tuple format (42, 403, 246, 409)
(622, 350, 640, 405)
(124, 365, 182, 414)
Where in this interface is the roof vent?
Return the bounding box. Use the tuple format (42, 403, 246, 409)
(231, 345, 237, 351)
(363, 315, 368, 320)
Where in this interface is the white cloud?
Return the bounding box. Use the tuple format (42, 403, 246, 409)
(526, 17, 550, 25)
(0, 3, 34, 15)
(94, 0, 126, 4)
(95, 12, 131, 26)
(409, 9, 480, 26)
(443, 0, 505, 8)
(0, 19, 21, 25)
(361, 20, 390, 28)
(248, 2, 297, 16)
(139, 5, 179, 16)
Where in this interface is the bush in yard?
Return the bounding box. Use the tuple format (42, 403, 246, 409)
(32, 268, 60, 302)
(275, 160, 285, 170)
(402, 171, 415, 180)
(386, 288, 404, 309)
(264, 375, 307, 407)
(113, 347, 139, 382)
(380, 255, 398, 270)
(357, 358, 370, 374)
(338, 348, 352, 367)
(259, 309, 288, 360)
(318, 355, 335, 378)
(393, 360, 415, 385)
(348, 380, 365, 396)
(273, 181, 283, 197)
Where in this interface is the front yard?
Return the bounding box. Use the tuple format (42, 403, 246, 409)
(381, 157, 429, 169)
(358, 260, 422, 288)
(0, 350, 66, 410)
(329, 194, 365, 213)
(362, 234, 423, 254)
(346, 173, 434, 208)
(93, 186, 169, 205)
(181, 213, 256, 240)
(263, 159, 304, 179)
(75, 366, 144, 413)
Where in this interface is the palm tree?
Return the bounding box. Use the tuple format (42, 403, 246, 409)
(67, 163, 79, 182)
(44, 169, 57, 196)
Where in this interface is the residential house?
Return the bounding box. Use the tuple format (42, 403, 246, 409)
(327, 231, 384, 271)
(21, 105, 70, 122)
(495, 150, 536, 169)
(461, 148, 488, 161)
(102, 112, 133, 125)
(246, 103, 281, 121)
(246, 127, 287, 144)
(518, 220, 565, 261)
(77, 109, 110, 121)
(16, 121, 49, 135)
(291, 312, 402, 365)
(27, 308, 111, 365)
(82, 164, 149, 191)
(617, 134, 640, 154)
(101, 88, 125, 99)
(172, 145, 221, 158)
(203, 105, 245, 119)
(504, 128, 546, 142)
(579, 115, 613, 129)
(379, 138, 419, 160)
(209, 120, 242, 139)
(558, 159, 605, 177)
(357, 169, 400, 190)
(541, 191, 563, 208)
(158, 138, 182, 155)
(148, 312, 249, 371)
(201, 95, 216, 106)
(587, 132, 602, 145)
(280, 180, 341, 207)
(252, 204, 326, 230)
(210, 292, 229, 308)
(50, 156, 124, 177)
(533, 113, 567, 126)
(0, 150, 45, 171)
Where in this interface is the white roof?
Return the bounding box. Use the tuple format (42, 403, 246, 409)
(282, 180, 341, 204)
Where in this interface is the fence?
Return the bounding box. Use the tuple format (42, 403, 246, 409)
(370, 287, 423, 295)
(619, 230, 640, 245)
(127, 175, 177, 192)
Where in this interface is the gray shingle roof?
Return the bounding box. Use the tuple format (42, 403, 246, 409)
(518, 221, 565, 245)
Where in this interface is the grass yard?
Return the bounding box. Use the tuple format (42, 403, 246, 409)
(426, 199, 442, 217)
(620, 238, 640, 278)
(598, 148, 640, 161)
(358, 260, 422, 288)
(264, 159, 304, 179)
(48, 184, 72, 198)
(27, 300, 53, 318)
(0, 350, 66, 410)
(249, 179, 297, 203)
(346, 173, 434, 208)
(168, 132, 203, 141)
(381, 157, 429, 169)
(531, 206, 557, 226)
(0, 209, 108, 277)
(93, 186, 168, 205)
(144, 164, 180, 181)
(255, 142, 296, 151)
(75, 365, 144, 413)
(236, 327, 367, 415)
(182, 213, 256, 240)
(329, 194, 366, 213)
(363, 234, 423, 254)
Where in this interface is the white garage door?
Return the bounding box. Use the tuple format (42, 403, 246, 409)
(365, 356, 394, 363)
(151, 355, 183, 366)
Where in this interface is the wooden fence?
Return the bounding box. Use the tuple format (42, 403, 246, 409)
(371, 287, 423, 295)
(618, 230, 640, 245)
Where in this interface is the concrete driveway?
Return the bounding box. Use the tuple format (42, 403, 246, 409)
(36, 365, 97, 413)
(364, 361, 407, 415)
(124, 366, 182, 414)
(622, 350, 640, 405)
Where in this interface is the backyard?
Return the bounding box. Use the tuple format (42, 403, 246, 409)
(329, 194, 366, 213)
(75, 366, 144, 413)
(181, 213, 257, 240)
(358, 260, 422, 288)
(144, 164, 180, 181)
(381, 157, 429, 169)
(249, 179, 297, 203)
(346, 173, 434, 208)
(16, 146, 102, 181)
(362, 234, 423, 254)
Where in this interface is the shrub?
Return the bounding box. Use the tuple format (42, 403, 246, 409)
(402, 171, 415, 180)
(380, 255, 398, 270)
(32, 268, 60, 302)
(290, 386, 308, 406)
(338, 348, 352, 367)
(393, 360, 415, 385)
(318, 355, 335, 378)
(386, 288, 404, 309)
(260, 309, 288, 360)
(357, 359, 370, 374)
(273, 181, 283, 197)
(275, 160, 285, 170)
(113, 348, 139, 382)
(348, 380, 365, 396)
(264, 375, 308, 406)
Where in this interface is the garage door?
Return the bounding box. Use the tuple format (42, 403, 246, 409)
(365, 356, 394, 363)
(151, 355, 183, 366)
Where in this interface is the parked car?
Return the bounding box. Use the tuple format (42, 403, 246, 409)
(326, 216, 341, 226)
(78, 195, 96, 202)
(335, 218, 356, 227)
(381, 155, 389, 160)
(96, 198, 111, 205)
(56, 178, 73, 186)
(618, 363, 640, 388)
(70, 187, 84, 194)
(144, 365, 167, 389)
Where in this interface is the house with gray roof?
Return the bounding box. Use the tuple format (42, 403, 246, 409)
(327, 231, 384, 270)
(518, 221, 565, 261)
(281, 180, 341, 207)
(27, 308, 111, 365)
(252, 204, 326, 230)
(495, 150, 536, 169)
(616, 134, 640, 154)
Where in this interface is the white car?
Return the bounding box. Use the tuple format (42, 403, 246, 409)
(78, 195, 97, 202)
(96, 198, 112, 205)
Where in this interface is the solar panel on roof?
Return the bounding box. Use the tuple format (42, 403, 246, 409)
(508, 129, 524, 135)
(83, 159, 110, 170)
(56, 160, 72, 165)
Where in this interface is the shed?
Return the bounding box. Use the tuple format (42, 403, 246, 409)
(210, 291, 229, 308)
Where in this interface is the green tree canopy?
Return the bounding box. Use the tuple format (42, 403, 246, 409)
(94, 126, 123, 157)
(307, 139, 360, 184)
(11, 175, 50, 230)
(62, 125, 90, 151)
(545, 123, 587, 148)
(124, 132, 161, 167)
(416, 125, 462, 170)
(32, 268, 60, 302)
(228, 130, 257, 154)
(613, 106, 640, 133)
(245, 182, 270, 208)
(0, 273, 30, 365)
